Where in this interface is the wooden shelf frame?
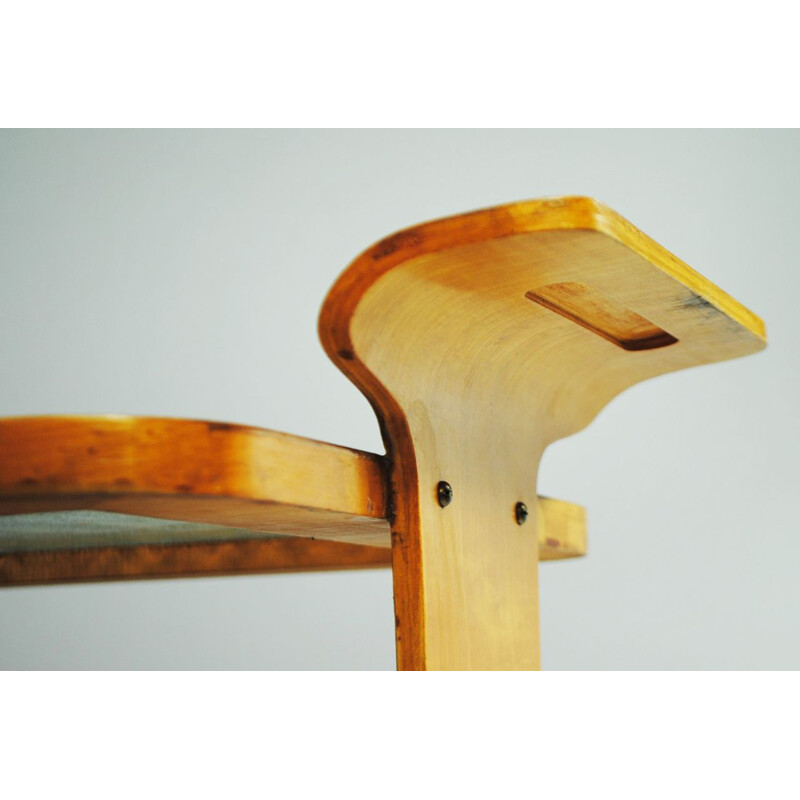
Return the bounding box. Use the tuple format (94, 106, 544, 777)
(0, 196, 766, 670)
(0, 416, 585, 585)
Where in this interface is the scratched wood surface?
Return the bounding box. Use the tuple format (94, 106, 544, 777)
(319, 195, 766, 670)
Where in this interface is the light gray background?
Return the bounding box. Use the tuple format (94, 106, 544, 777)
(0, 130, 797, 669)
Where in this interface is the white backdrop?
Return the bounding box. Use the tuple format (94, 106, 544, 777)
(1, 129, 797, 669)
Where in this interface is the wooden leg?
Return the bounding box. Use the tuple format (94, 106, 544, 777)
(389, 408, 542, 671)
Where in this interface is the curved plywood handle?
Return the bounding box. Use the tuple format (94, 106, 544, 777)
(319, 196, 766, 670)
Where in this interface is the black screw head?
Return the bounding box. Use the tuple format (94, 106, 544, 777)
(515, 502, 529, 525)
(437, 481, 453, 508)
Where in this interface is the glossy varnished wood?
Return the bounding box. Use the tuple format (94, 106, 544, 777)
(319, 196, 766, 670)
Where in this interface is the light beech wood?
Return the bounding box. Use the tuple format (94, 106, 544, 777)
(0, 416, 388, 545)
(0, 416, 585, 585)
(319, 196, 766, 670)
(0, 196, 766, 670)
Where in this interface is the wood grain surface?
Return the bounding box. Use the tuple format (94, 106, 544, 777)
(319, 195, 766, 670)
(0, 196, 766, 671)
(0, 416, 586, 585)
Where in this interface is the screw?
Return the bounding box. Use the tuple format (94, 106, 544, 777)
(515, 501, 529, 525)
(437, 481, 453, 508)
